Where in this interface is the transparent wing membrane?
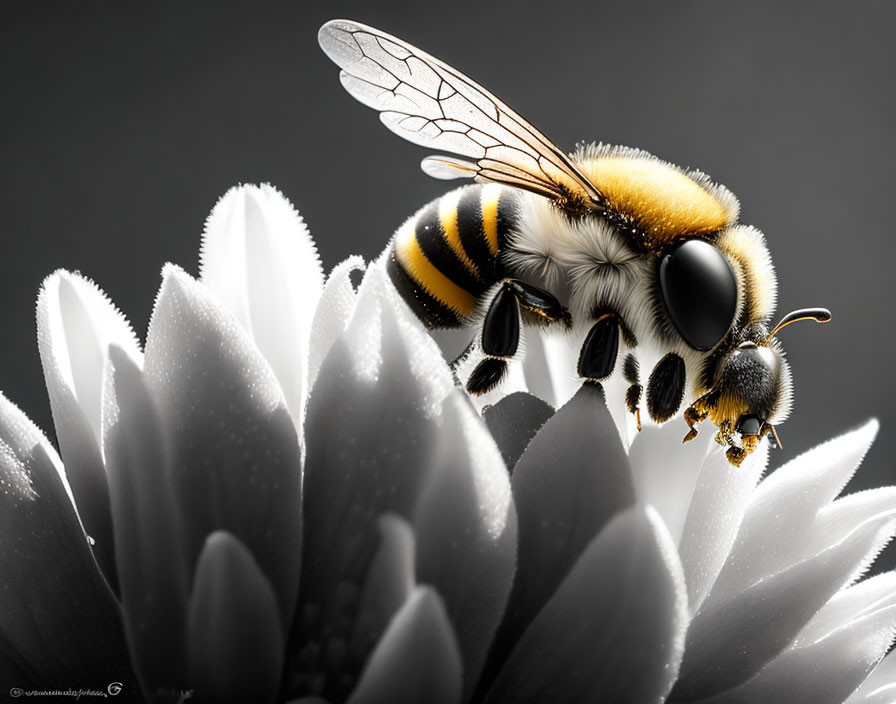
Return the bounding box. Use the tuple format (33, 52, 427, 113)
(319, 19, 603, 208)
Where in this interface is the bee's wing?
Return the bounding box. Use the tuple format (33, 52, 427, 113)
(319, 19, 602, 207)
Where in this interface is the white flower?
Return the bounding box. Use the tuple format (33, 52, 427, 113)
(0, 183, 892, 704)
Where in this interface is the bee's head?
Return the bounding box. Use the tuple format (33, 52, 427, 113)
(703, 308, 830, 465)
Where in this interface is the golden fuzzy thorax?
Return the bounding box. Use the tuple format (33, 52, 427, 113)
(576, 151, 738, 241)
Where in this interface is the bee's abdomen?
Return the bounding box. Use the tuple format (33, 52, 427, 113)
(387, 184, 517, 328)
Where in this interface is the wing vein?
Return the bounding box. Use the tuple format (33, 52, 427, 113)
(320, 20, 603, 207)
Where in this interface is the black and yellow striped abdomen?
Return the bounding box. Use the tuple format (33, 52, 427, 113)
(386, 183, 519, 328)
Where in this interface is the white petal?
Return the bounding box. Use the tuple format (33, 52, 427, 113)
(0, 389, 69, 506)
(36, 270, 142, 582)
(540, 330, 579, 408)
(674, 502, 896, 700)
(199, 184, 324, 425)
(482, 391, 554, 471)
(600, 360, 639, 448)
(300, 263, 514, 693)
(351, 260, 457, 415)
(521, 327, 558, 407)
(307, 255, 367, 392)
(348, 587, 462, 704)
(698, 574, 896, 704)
(494, 383, 635, 657)
(485, 507, 688, 704)
(102, 346, 190, 696)
(188, 531, 283, 704)
(0, 392, 133, 685)
(628, 417, 715, 546)
(678, 439, 768, 614)
(413, 394, 517, 694)
(144, 264, 303, 628)
(709, 420, 878, 602)
(350, 514, 416, 665)
(796, 571, 896, 647)
(845, 648, 896, 704)
(37, 270, 142, 448)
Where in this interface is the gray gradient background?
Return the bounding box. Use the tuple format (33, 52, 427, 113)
(2, 3, 894, 566)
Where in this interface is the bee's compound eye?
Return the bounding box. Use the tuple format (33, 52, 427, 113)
(736, 413, 763, 436)
(659, 239, 738, 351)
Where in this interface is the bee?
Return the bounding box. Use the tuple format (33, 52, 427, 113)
(318, 19, 830, 466)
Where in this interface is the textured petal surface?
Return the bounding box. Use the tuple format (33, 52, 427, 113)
(694, 573, 896, 704)
(413, 394, 517, 695)
(347, 587, 462, 704)
(199, 184, 323, 425)
(674, 422, 893, 700)
(797, 571, 896, 646)
(144, 265, 302, 628)
(677, 439, 768, 614)
(709, 420, 878, 602)
(36, 270, 142, 585)
(485, 507, 688, 704)
(297, 264, 514, 699)
(491, 383, 635, 658)
(188, 531, 283, 704)
(0, 392, 135, 689)
(102, 346, 189, 698)
(483, 391, 554, 472)
(845, 648, 896, 704)
(349, 514, 416, 666)
(307, 255, 366, 392)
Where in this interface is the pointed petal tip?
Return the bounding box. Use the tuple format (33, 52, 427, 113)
(34, 268, 142, 573)
(37, 268, 142, 358)
(487, 504, 688, 704)
(160, 261, 187, 283)
(188, 530, 283, 704)
(199, 182, 322, 283)
(307, 255, 369, 388)
(824, 417, 879, 461)
(348, 585, 462, 704)
(197, 183, 324, 424)
(154, 264, 217, 321)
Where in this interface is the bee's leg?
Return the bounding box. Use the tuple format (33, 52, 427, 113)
(467, 283, 521, 395)
(577, 313, 619, 383)
(466, 279, 569, 395)
(622, 353, 642, 431)
(726, 445, 748, 467)
(725, 430, 760, 467)
(683, 390, 718, 443)
(506, 279, 571, 328)
(715, 418, 756, 466)
(713, 418, 734, 447)
(683, 406, 706, 443)
(645, 353, 687, 424)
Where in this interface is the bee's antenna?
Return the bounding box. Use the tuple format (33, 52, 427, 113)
(765, 308, 831, 343)
(768, 424, 783, 449)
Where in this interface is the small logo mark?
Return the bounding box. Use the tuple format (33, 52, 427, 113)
(9, 689, 23, 698)
(108, 682, 123, 696)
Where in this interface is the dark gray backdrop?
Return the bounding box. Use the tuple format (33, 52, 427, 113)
(2, 2, 894, 565)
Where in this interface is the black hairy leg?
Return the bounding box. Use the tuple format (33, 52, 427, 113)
(646, 353, 687, 423)
(623, 354, 642, 431)
(578, 313, 620, 382)
(466, 279, 569, 395)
